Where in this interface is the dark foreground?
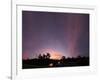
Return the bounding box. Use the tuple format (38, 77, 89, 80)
(22, 56, 89, 69)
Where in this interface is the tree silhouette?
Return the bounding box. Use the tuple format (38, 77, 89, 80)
(23, 53, 89, 69)
(61, 56, 66, 60)
(46, 53, 51, 59)
(38, 54, 42, 59)
(43, 54, 46, 59)
(60, 56, 66, 64)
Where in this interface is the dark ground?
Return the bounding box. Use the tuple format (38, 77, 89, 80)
(22, 56, 89, 69)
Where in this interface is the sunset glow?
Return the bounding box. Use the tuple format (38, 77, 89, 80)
(36, 48, 63, 60)
(22, 11, 89, 60)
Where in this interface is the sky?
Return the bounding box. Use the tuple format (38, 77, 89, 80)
(22, 11, 89, 60)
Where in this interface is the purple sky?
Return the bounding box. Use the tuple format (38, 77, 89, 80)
(22, 11, 89, 60)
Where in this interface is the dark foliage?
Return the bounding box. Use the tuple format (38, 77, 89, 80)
(22, 53, 89, 69)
